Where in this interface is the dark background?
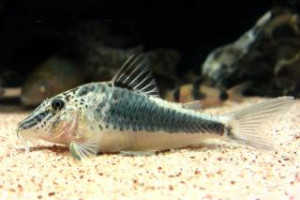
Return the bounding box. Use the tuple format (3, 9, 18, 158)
(0, 0, 291, 84)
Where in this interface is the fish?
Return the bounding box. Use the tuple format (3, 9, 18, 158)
(17, 55, 294, 160)
(164, 82, 251, 108)
(201, 8, 300, 94)
(202, 11, 272, 85)
(20, 47, 138, 107)
(21, 47, 180, 107)
(21, 57, 86, 106)
(20, 20, 139, 106)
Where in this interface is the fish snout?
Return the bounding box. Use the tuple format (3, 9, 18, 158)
(16, 122, 28, 139)
(16, 126, 21, 139)
(16, 123, 31, 152)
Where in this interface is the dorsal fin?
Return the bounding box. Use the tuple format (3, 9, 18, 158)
(111, 54, 160, 97)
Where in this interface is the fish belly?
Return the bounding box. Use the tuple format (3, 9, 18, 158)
(97, 130, 222, 152)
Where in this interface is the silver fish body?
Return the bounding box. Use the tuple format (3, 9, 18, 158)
(17, 55, 294, 160)
(76, 83, 225, 152)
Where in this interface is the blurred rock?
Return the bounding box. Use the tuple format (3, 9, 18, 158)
(201, 11, 272, 87)
(20, 21, 182, 106)
(201, 7, 300, 96)
(21, 56, 85, 106)
(148, 49, 181, 79)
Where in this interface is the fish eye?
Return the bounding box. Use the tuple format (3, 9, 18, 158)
(51, 99, 65, 110)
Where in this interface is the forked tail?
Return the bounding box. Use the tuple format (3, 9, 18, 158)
(219, 96, 294, 149)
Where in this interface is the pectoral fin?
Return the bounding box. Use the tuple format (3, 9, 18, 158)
(69, 139, 99, 160)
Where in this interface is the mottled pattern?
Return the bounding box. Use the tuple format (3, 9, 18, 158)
(76, 84, 97, 97)
(18, 80, 225, 142)
(18, 110, 51, 130)
(101, 86, 225, 134)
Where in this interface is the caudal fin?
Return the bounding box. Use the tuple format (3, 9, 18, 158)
(219, 96, 294, 149)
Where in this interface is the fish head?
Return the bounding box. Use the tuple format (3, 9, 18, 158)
(17, 91, 80, 145)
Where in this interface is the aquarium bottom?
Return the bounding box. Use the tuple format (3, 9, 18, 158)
(0, 97, 299, 199)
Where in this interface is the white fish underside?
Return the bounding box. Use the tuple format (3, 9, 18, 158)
(97, 130, 222, 152)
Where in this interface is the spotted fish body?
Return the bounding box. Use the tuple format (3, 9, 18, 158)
(17, 55, 294, 160)
(80, 83, 224, 152)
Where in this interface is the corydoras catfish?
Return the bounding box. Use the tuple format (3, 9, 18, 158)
(17, 55, 294, 160)
(21, 57, 85, 106)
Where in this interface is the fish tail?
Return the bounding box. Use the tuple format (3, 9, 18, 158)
(219, 96, 294, 149)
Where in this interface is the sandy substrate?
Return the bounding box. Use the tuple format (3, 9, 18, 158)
(0, 98, 299, 200)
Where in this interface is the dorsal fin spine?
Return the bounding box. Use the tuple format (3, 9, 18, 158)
(122, 57, 142, 83)
(128, 66, 148, 88)
(133, 72, 151, 90)
(111, 54, 160, 97)
(140, 79, 155, 92)
(111, 55, 136, 83)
